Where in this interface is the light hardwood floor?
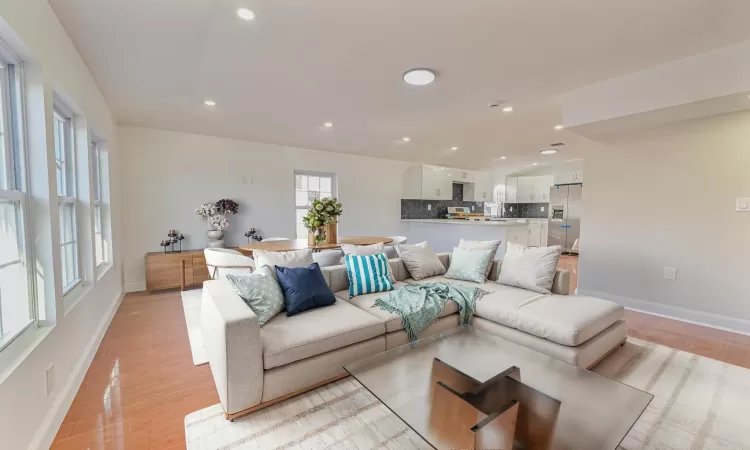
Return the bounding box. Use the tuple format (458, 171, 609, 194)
(50, 257, 750, 449)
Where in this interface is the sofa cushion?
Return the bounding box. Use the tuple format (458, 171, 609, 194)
(334, 282, 458, 333)
(475, 285, 624, 346)
(260, 299, 385, 369)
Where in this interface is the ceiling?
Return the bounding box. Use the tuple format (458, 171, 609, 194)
(49, 0, 750, 170)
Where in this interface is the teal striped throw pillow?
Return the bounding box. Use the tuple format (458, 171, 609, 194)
(344, 253, 395, 297)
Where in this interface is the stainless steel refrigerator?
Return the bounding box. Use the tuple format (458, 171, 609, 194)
(548, 184, 582, 254)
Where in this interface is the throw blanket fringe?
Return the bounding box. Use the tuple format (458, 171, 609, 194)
(373, 282, 488, 342)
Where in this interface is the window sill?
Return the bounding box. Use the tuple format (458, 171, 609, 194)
(0, 323, 53, 385)
(63, 281, 93, 316)
(96, 262, 113, 281)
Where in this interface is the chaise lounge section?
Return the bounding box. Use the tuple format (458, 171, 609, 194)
(201, 254, 626, 420)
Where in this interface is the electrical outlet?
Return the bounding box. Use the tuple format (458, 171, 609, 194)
(471, 205, 475, 211)
(46, 364, 55, 396)
(427, 204, 431, 210)
(541, 206, 545, 212)
(737, 198, 750, 212)
(242, 175, 253, 184)
(663, 267, 677, 280)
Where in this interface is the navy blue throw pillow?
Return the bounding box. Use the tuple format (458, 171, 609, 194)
(274, 263, 336, 316)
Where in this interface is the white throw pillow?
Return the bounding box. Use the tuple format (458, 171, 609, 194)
(340, 242, 385, 255)
(458, 239, 501, 278)
(395, 241, 446, 281)
(254, 248, 314, 271)
(496, 243, 562, 294)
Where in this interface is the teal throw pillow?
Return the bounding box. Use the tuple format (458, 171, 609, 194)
(225, 266, 284, 325)
(345, 253, 394, 297)
(444, 247, 494, 283)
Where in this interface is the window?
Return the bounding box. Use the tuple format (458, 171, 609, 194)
(91, 139, 106, 267)
(54, 106, 80, 294)
(0, 52, 33, 347)
(294, 171, 335, 239)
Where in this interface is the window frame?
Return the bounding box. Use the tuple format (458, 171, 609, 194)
(90, 137, 106, 268)
(0, 44, 36, 352)
(293, 170, 337, 239)
(53, 103, 82, 296)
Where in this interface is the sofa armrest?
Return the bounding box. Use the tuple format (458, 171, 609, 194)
(201, 280, 264, 415)
(551, 269, 570, 295)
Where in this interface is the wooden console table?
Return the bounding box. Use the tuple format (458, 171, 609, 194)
(145, 249, 213, 291)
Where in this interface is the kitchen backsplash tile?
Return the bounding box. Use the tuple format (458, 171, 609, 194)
(503, 203, 549, 219)
(401, 183, 484, 219)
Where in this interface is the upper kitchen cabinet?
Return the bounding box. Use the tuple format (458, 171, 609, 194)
(516, 177, 535, 203)
(505, 177, 518, 203)
(462, 171, 492, 202)
(402, 164, 453, 200)
(554, 171, 584, 185)
(532, 175, 555, 202)
(450, 169, 475, 183)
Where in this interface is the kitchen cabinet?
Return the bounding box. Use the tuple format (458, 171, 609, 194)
(526, 219, 550, 247)
(554, 171, 584, 185)
(402, 164, 453, 200)
(516, 177, 535, 203)
(506, 226, 529, 246)
(541, 220, 549, 246)
(463, 171, 492, 202)
(532, 175, 555, 202)
(450, 169, 474, 183)
(505, 177, 518, 203)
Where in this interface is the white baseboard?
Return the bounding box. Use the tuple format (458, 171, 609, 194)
(30, 290, 124, 450)
(578, 288, 750, 336)
(125, 281, 146, 292)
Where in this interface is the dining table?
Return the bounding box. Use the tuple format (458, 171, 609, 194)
(238, 236, 394, 255)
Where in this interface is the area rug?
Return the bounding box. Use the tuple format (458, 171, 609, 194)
(184, 338, 750, 449)
(181, 289, 208, 366)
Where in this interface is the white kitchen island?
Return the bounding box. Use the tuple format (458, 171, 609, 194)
(400, 219, 530, 258)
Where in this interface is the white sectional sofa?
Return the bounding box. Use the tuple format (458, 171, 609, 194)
(201, 253, 626, 420)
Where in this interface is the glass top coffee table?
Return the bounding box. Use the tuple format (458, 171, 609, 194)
(344, 326, 652, 450)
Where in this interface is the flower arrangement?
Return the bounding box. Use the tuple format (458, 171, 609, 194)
(196, 199, 239, 231)
(302, 197, 343, 233)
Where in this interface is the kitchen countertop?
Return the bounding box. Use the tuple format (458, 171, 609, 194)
(401, 219, 529, 226)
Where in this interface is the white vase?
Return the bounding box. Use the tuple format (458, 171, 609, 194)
(206, 230, 225, 248)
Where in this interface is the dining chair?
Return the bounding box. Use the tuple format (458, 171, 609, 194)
(204, 248, 255, 280)
(312, 249, 344, 268)
(385, 236, 407, 259)
(261, 237, 290, 242)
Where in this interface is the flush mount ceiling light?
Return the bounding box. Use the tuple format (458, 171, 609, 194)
(402, 137, 411, 142)
(403, 69, 436, 86)
(450, 146, 458, 151)
(323, 122, 333, 128)
(500, 156, 507, 160)
(540, 149, 558, 155)
(502, 106, 513, 113)
(532, 162, 538, 166)
(203, 99, 216, 107)
(237, 8, 256, 20)
(554, 124, 564, 130)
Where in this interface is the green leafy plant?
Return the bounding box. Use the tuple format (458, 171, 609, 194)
(301, 197, 343, 232)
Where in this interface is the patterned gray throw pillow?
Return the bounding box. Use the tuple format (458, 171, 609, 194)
(225, 266, 284, 325)
(444, 247, 494, 283)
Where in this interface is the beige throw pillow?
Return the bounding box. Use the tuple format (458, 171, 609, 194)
(496, 243, 562, 294)
(395, 241, 446, 281)
(458, 239, 501, 278)
(253, 248, 314, 271)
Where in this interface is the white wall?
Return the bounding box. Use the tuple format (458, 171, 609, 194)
(578, 110, 750, 331)
(119, 126, 411, 291)
(510, 159, 584, 178)
(0, 1, 122, 449)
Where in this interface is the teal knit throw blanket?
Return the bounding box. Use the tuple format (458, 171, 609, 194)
(373, 282, 488, 342)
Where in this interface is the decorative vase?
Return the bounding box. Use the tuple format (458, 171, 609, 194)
(314, 227, 327, 246)
(325, 221, 338, 245)
(206, 230, 225, 248)
(307, 231, 316, 246)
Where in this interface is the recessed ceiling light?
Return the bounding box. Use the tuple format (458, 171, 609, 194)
(502, 106, 513, 113)
(540, 149, 558, 155)
(532, 162, 538, 166)
(402, 137, 411, 142)
(500, 156, 507, 160)
(554, 124, 564, 130)
(403, 69, 436, 86)
(323, 122, 333, 128)
(450, 146, 458, 151)
(237, 8, 256, 20)
(203, 99, 216, 107)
